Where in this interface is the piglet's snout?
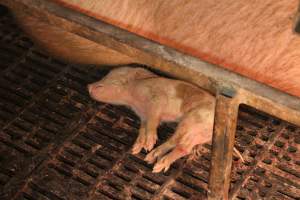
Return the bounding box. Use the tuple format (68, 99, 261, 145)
(87, 84, 93, 95)
(88, 83, 104, 99)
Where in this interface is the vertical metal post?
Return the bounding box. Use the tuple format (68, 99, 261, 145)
(208, 93, 239, 200)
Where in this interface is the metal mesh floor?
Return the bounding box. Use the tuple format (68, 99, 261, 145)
(0, 6, 299, 200)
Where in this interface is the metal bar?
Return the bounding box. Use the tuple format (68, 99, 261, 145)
(239, 89, 300, 126)
(208, 93, 239, 200)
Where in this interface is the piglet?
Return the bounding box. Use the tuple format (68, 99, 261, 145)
(88, 67, 215, 173)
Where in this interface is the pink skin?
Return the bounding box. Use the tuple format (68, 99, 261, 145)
(88, 66, 215, 172)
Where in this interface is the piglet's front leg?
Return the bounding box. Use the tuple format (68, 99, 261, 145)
(132, 106, 161, 154)
(132, 122, 146, 154)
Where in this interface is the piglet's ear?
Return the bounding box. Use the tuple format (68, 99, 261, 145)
(132, 68, 158, 80)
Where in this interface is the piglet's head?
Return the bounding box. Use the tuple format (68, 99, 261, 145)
(88, 67, 156, 104)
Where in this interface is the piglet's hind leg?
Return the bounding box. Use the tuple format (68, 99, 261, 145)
(150, 106, 214, 173)
(150, 126, 194, 173)
(144, 139, 176, 164)
(152, 144, 190, 173)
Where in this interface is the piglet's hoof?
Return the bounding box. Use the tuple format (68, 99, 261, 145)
(131, 124, 158, 154)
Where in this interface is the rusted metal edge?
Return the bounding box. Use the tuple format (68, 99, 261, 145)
(208, 94, 240, 200)
(0, 0, 300, 124)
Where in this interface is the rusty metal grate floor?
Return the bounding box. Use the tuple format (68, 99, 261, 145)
(0, 6, 299, 200)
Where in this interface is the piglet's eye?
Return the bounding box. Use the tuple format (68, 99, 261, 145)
(95, 84, 104, 88)
(111, 80, 121, 85)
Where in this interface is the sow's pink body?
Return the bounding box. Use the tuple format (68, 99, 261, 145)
(88, 67, 215, 172)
